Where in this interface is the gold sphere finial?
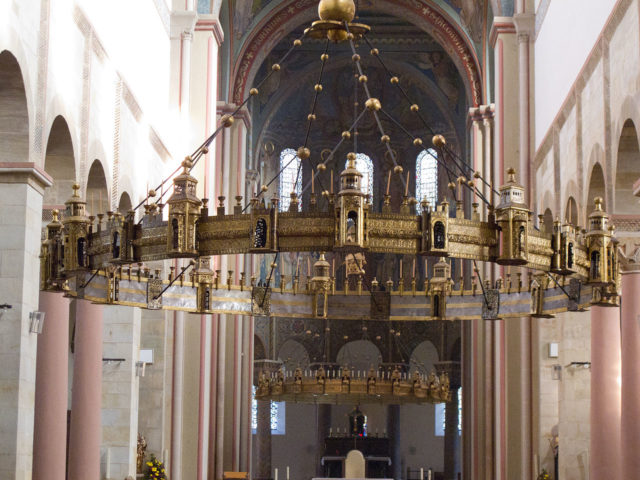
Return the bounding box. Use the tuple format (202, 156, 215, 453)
(394, 165, 403, 174)
(506, 167, 516, 183)
(148, 189, 157, 198)
(347, 152, 357, 161)
(594, 196, 603, 210)
(432, 134, 446, 148)
(72, 183, 81, 197)
(221, 114, 234, 128)
(365, 98, 382, 111)
(261, 185, 268, 193)
(318, 0, 356, 22)
(297, 147, 311, 160)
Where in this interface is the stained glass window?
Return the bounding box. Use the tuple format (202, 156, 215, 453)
(251, 385, 286, 435)
(346, 153, 373, 199)
(279, 148, 302, 212)
(416, 149, 438, 213)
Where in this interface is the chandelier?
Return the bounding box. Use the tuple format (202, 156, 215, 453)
(40, 0, 620, 332)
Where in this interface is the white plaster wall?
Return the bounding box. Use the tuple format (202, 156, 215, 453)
(558, 106, 577, 213)
(581, 60, 605, 183)
(534, 0, 617, 147)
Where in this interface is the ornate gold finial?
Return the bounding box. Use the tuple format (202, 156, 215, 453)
(318, 0, 356, 22)
(72, 183, 81, 197)
(394, 165, 403, 174)
(297, 146, 311, 160)
(341, 130, 352, 139)
(507, 167, 516, 183)
(594, 197, 603, 211)
(51, 209, 59, 222)
(148, 189, 156, 198)
(221, 114, 234, 127)
(365, 98, 381, 111)
(432, 135, 446, 148)
(250, 88, 259, 96)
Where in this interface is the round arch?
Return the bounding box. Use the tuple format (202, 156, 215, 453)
(43, 116, 76, 206)
(587, 162, 606, 215)
(231, 0, 482, 107)
(0, 50, 29, 163)
(614, 119, 640, 214)
(565, 196, 578, 226)
(336, 339, 382, 372)
(409, 339, 439, 374)
(118, 192, 132, 213)
(277, 339, 310, 370)
(86, 160, 109, 215)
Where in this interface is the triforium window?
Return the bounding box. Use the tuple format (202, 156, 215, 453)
(416, 148, 438, 213)
(279, 148, 302, 212)
(251, 386, 286, 435)
(346, 153, 373, 199)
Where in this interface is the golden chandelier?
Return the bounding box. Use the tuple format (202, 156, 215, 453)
(40, 0, 620, 325)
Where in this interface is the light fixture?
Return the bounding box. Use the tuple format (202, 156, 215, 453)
(29, 311, 45, 334)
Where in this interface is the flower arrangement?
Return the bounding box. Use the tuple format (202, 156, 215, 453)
(537, 469, 551, 480)
(145, 454, 168, 480)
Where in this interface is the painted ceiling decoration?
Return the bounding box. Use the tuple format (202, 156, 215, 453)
(230, 0, 483, 107)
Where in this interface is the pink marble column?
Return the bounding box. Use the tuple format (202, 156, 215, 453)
(67, 300, 103, 480)
(32, 292, 69, 480)
(621, 268, 640, 479)
(590, 305, 621, 479)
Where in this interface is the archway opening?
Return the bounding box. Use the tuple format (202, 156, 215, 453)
(615, 119, 640, 214)
(565, 197, 578, 226)
(43, 116, 76, 207)
(86, 160, 108, 215)
(118, 192, 132, 214)
(336, 339, 382, 373)
(0, 51, 29, 163)
(587, 162, 606, 215)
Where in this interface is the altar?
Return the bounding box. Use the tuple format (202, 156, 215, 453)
(320, 437, 392, 478)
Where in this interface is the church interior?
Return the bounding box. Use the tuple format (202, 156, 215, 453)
(1, 0, 639, 480)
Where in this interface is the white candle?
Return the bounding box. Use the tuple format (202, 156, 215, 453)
(287, 466, 290, 480)
(275, 468, 278, 480)
(427, 468, 433, 480)
(420, 468, 424, 480)
(106, 447, 111, 479)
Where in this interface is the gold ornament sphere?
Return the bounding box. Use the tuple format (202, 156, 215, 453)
(327, 29, 348, 43)
(394, 165, 403, 174)
(261, 185, 268, 192)
(365, 97, 382, 111)
(317, 163, 327, 172)
(297, 146, 311, 160)
(318, 0, 356, 22)
(432, 134, 446, 147)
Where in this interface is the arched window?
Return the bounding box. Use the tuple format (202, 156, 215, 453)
(346, 153, 373, 199)
(416, 149, 438, 213)
(279, 148, 302, 212)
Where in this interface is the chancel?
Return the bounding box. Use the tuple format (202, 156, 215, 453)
(2, 0, 640, 480)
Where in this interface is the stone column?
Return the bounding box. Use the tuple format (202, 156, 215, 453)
(101, 305, 141, 479)
(171, 310, 185, 480)
(444, 388, 461, 480)
(255, 399, 272, 480)
(0, 164, 51, 479)
(387, 405, 401, 480)
(33, 292, 69, 480)
(590, 305, 621, 479)
(68, 299, 104, 480)
(316, 404, 331, 477)
(437, 361, 461, 480)
(620, 249, 640, 479)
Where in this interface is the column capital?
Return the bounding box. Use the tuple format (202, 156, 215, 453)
(489, 17, 516, 48)
(0, 162, 53, 195)
(170, 10, 197, 40)
(196, 15, 225, 46)
(217, 102, 252, 129)
(513, 13, 535, 38)
(620, 245, 640, 274)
